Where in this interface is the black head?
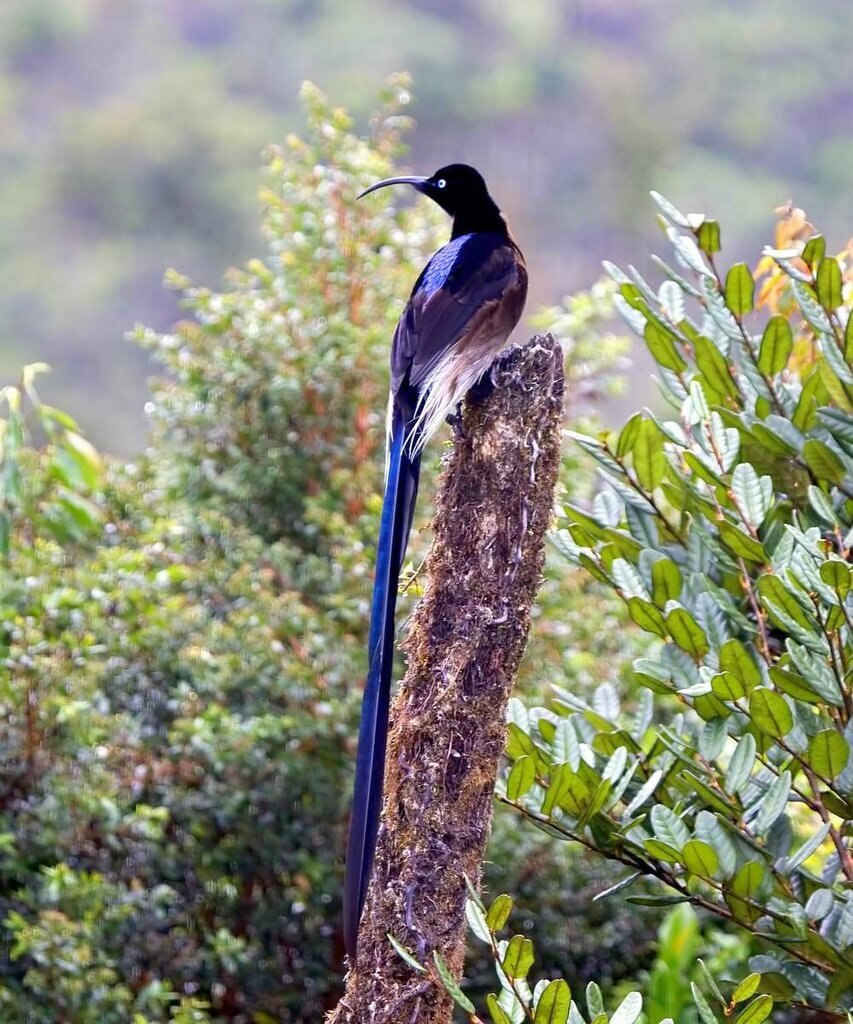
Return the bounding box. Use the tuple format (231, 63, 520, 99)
(358, 163, 505, 236)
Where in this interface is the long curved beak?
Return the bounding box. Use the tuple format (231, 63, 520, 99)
(357, 175, 428, 200)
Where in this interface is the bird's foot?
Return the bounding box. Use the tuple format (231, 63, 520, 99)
(468, 347, 523, 405)
(446, 402, 466, 440)
(468, 370, 496, 404)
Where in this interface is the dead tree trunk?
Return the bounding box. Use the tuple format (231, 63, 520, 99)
(330, 334, 564, 1024)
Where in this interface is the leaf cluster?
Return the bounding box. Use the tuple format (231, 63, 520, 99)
(503, 196, 853, 1014)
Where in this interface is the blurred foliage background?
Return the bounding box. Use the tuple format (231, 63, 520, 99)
(4, 0, 853, 450)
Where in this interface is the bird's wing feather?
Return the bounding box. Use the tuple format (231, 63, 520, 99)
(391, 235, 524, 396)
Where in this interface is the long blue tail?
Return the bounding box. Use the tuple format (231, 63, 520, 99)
(343, 405, 421, 957)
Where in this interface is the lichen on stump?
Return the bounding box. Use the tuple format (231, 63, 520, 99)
(330, 334, 565, 1024)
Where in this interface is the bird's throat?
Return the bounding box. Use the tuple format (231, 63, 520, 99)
(450, 200, 508, 240)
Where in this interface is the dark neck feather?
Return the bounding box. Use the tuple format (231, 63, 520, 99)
(451, 196, 508, 239)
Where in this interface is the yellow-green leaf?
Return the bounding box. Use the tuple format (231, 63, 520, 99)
(802, 438, 846, 485)
(502, 934, 535, 980)
(816, 257, 843, 310)
(682, 839, 719, 878)
(808, 730, 849, 778)
(749, 688, 792, 737)
(757, 316, 793, 375)
(534, 979, 572, 1024)
(486, 894, 514, 932)
(735, 994, 773, 1024)
(507, 756, 537, 800)
(725, 263, 754, 317)
(666, 607, 709, 659)
(732, 973, 761, 1004)
(644, 320, 687, 373)
(633, 417, 666, 491)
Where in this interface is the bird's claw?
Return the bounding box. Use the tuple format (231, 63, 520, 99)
(468, 370, 496, 404)
(446, 403, 466, 440)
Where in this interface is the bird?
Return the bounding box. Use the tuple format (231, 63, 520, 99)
(343, 163, 528, 957)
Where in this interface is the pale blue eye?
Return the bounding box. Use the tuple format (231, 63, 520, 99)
(437, 179, 447, 189)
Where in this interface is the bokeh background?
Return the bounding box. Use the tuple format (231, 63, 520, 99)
(4, 0, 853, 451)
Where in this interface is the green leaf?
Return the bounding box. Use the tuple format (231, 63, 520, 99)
(632, 417, 666, 491)
(758, 316, 794, 375)
(507, 756, 537, 800)
(699, 717, 727, 761)
(617, 413, 642, 458)
(682, 772, 735, 816)
(693, 335, 737, 400)
(731, 463, 772, 529)
(650, 804, 690, 850)
(784, 821, 831, 872)
(627, 597, 667, 638)
(697, 959, 726, 1005)
(720, 639, 760, 690)
(650, 191, 690, 228)
(815, 257, 843, 309)
(732, 974, 762, 1004)
(752, 770, 791, 834)
(749, 688, 793, 737)
(487, 994, 514, 1024)
(658, 280, 685, 323)
(711, 671, 745, 701)
(691, 982, 719, 1024)
(623, 769, 663, 818)
(794, 280, 833, 335)
(724, 734, 756, 796)
(502, 934, 535, 980)
(819, 559, 852, 597)
(433, 951, 475, 1012)
(805, 889, 834, 921)
(695, 811, 737, 877)
(808, 730, 849, 778)
(769, 667, 822, 704)
(644, 320, 688, 373)
(735, 995, 773, 1024)
(802, 438, 846, 484)
(718, 521, 767, 563)
(682, 839, 719, 878)
(387, 933, 427, 973)
(669, 228, 714, 278)
(808, 484, 839, 525)
(534, 980, 571, 1024)
(757, 574, 814, 632)
(836, 897, 853, 948)
(592, 872, 642, 902)
(697, 220, 721, 255)
(651, 558, 682, 604)
(486, 894, 514, 933)
(507, 722, 535, 759)
(610, 992, 642, 1024)
(725, 263, 754, 317)
(802, 235, 826, 265)
(793, 370, 824, 431)
(626, 894, 691, 907)
(643, 838, 683, 862)
(586, 981, 604, 1018)
(666, 607, 710, 659)
(731, 861, 767, 903)
(466, 897, 491, 943)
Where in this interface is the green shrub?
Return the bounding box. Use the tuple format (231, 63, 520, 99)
(477, 197, 853, 1020)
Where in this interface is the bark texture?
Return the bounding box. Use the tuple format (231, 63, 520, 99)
(330, 334, 564, 1024)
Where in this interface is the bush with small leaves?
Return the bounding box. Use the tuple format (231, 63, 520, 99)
(499, 195, 853, 1016)
(0, 82, 642, 1023)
